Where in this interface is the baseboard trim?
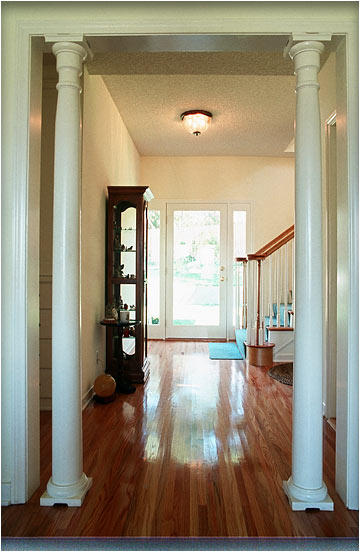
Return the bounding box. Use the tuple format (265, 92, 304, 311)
(82, 386, 94, 410)
(40, 388, 94, 412)
(2, 482, 11, 506)
(164, 338, 228, 342)
(273, 354, 294, 362)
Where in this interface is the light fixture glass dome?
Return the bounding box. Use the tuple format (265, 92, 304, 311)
(180, 110, 212, 136)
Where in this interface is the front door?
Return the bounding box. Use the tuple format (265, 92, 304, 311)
(166, 204, 227, 338)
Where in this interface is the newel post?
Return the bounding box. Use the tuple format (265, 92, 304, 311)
(283, 40, 333, 510)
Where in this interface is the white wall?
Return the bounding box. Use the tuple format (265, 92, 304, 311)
(81, 70, 140, 399)
(140, 156, 294, 251)
(318, 53, 337, 416)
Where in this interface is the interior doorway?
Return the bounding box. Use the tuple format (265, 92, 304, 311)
(147, 201, 249, 340)
(324, 111, 337, 425)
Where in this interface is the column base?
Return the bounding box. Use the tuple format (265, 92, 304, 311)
(40, 473, 92, 507)
(283, 479, 334, 511)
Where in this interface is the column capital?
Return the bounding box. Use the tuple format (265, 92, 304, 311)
(52, 42, 88, 92)
(45, 34, 93, 61)
(52, 41, 88, 62)
(283, 33, 331, 59)
(289, 40, 325, 61)
(289, 41, 324, 92)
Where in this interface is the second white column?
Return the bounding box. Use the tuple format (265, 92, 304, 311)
(283, 40, 333, 511)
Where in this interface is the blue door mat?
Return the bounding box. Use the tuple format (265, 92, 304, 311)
(235, 328, 247, 359)
(209, 342, 243, 360)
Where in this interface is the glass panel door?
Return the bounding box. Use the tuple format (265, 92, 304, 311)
(147, 200, 166, 339)
(226, 204, 250, 340)
(166, 204, 227, 338)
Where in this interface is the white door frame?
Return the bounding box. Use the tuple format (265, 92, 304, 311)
(323, 111, 337, 420)
(3, 8, 358, 508)
(148, 201, 251, 340)
(147, 200, 166, 340)
(226, 203, 252, 340)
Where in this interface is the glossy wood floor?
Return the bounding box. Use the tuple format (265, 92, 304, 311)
(2, 341, 358, 538)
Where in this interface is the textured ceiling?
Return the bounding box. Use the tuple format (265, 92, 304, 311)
(87, 51, 295, 76)
(83, 46, 309, 157)
(44, 35, 335, 157)
(100, 70, 296, 157)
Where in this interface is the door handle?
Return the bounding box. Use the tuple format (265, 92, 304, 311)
(220, 266, 225, 271)
(220, 276, 225, 282)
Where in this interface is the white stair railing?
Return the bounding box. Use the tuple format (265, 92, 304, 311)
(235, 225, 295, 347)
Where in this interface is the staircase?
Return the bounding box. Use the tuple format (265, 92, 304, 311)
(235, 225, 295, 366)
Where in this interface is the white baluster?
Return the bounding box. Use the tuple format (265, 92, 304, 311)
(241, 262, 247, 329)
(238, 262, 241, 329)
(268, 255, 273, 326)
(292, 237, 295, 328)
(259, 260, 264, 345)
(235, 262, 239, 329)
(244, 261, 249, 328)
(276, 250, 281, 327)
(246, 260, 253, 346)
(260, 259, 265, 343)
(284, 242, 289, 327)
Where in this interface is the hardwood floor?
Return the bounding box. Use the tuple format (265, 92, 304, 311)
(2, 341, 358, 538)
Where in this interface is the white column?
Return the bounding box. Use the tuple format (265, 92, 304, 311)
(283, 41, 333, 510)
(41, 42, 92, 507)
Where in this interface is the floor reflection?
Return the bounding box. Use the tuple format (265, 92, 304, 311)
(143, 348, 247, 466)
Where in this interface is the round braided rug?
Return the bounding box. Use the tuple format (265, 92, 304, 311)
(268, 363, 293, 386)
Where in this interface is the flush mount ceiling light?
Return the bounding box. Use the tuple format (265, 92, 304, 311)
(180, 110, 212, 136)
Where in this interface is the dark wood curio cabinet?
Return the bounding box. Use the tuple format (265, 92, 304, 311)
(106, 186, 153, 383)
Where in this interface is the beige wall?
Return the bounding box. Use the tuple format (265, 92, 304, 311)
(140, 156, 294, 251)
(81, 70, 140, 397)
(39, 68, 141, 408)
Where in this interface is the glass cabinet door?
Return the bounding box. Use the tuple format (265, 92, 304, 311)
(112, 202, 137, 356)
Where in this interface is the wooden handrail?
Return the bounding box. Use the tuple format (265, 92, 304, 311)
(247, 254, 266, 261)
(235, 257, 248, 263)
(255, 225, 294, 258)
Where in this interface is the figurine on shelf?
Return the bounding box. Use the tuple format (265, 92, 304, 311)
(120, 304, 129, 322)
(111, 306, 119, 320)
(113, 234, 121, 249)
(115, 264, 124, 278)
(120, 244, 126, 251)
(105, 303, 114, 319)
(126, 246, 133, 251)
